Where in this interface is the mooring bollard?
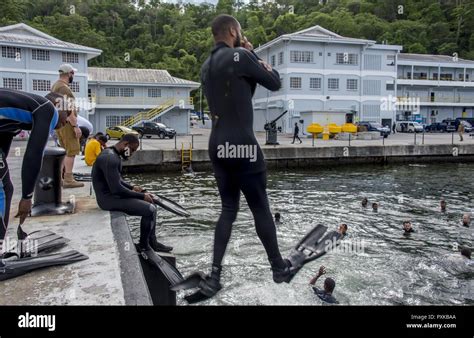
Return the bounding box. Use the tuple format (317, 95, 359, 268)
(31, 147, 74, 216)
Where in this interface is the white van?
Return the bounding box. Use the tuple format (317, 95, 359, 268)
(396, 121, 424, 133)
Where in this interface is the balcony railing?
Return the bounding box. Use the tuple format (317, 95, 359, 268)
(397, 96, 474, 103)
(90, 95, 193, 106)
(398, 76, 472, 82)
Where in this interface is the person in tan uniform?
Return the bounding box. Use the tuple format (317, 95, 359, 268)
(458, 122, 465, 142)
(52, 64, 83, 188)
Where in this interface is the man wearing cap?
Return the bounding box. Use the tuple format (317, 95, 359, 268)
(52, 64, 83, 188)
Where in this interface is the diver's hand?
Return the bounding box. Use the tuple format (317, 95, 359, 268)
(318, 266, 326, 276)
(259, 60, 272, 72)
(15, 199, 32, 225)
(241, 36, 253, 51)
(133, 186, 144, 192)
(143, 193, 154, 204)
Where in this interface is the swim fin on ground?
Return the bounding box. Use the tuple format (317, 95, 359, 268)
(139, 248, 184, 286)
(170, 266, 222, 304)
(0, 250, 88, 281)
(11, 228, 70, 257)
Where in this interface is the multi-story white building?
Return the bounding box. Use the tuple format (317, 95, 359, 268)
(0, 23, 198, 134)
(397, 53, 474, 124)
(0, 23, 100, 116)
(253, 25, 402, 132)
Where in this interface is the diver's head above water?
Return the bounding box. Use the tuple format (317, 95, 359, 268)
(461, 248, 471, 260)
(324, 277, 336, 294)
(462, 213, 471, 227)
(361, 197, 368, 207)
(114, 133, 140, 160)
(403, 221, 414, 233)
(338, 223, 348, 236)
(211, 14, 249, 49)
(440, 199, 447, 212)
(372, 202, 378, 212)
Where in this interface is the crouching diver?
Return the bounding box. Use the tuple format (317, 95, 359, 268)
(92, 134, 182, 285)
(0, 89, 70, 256)
(172, 14, 296, 303)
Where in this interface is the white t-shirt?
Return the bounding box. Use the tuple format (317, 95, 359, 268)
(77, 115, 93, 133)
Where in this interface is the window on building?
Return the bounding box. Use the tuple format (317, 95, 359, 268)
(2, 78, 23, 90)
(336, 53, 358, 65)
(413, 72, 427, 80)
(309, 78, 321, 90)
(386, 83, 394, 91)
(148, 88, 162, 97)
(290, 77, 302, 89)
(278, 52, 284, 65)
(1, 46, 21, 59)
(70, 81, 80, 92)
(432, 73, 438, 80)
(319, 52, 323, 56)
(105, 115, 133, 128)
(346, 79, 358, 90)
(387, 55, 395, 65)
(106, 88, 120, 97)
(62, 52, 79, 63)
(32, 49, 50, 61)
(120, 88, 134, 97)
(459, 73, 465, 81)
(270, 55, 276, 67)
(279, 78, 283, 90)
(328, 78, 339, 90)
(32, 79, 51, 91)
(290, 51, 313, 63)
(105, 87, 134, 97)
(440, 73, 453, 81)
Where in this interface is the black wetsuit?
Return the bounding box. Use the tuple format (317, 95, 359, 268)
(201, 42, 285, 269)
(0, 89, 58, 241)
(313, 287, 339, 304)
(91, 147, 156, 249)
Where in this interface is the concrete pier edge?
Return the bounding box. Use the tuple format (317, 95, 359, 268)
(122, 144, 474, 173)
(110, 211, 153, 306)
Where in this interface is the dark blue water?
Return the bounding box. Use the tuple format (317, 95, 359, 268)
(128, 163, 474, 305)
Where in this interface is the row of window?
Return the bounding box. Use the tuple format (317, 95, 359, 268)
(104, 87, 162, 98)
(2, 78, 80, 92)
(1, 46, 79, 63)
(270, 51, 360, 66)
(105, 115, 132, 128)
(405, 72, 470, 81)
(288, 77, 359, 91)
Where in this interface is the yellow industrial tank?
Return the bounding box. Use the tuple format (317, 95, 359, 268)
(341, 123, 357, 133)
(328, 123, 342, 134)
(307, 123, 323, 134)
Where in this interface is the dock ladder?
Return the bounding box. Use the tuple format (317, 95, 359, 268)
(181, 142, 192, 172)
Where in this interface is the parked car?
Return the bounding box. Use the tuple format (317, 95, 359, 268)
(442, 119, 464, 132)
(425, 122, 450, 132)
(452, 118, 473, 133)
(132, 122, 176, 139)
(395, 121, 424, 133)
(105, 126, 140, 140)
(357, 121, 390, 138)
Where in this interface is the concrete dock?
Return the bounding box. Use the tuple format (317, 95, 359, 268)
(123, 128, 474, 172)
(0, 141, 151, 305)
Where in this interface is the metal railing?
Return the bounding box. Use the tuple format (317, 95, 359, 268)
(397, 96, 474, 103)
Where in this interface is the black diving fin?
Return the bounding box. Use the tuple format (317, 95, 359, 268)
(11, 226, 69, 257)
(139, 248, 184, 286)
(285, 224, 344, 282)
(170, 267, 222, 304)
(0, 250, 88, 281)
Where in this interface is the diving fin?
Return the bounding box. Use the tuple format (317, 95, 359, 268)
(285, 224, 344, 282)
(170, 271, 207, 291)
(0, 250, 88, 281)
(13, 229, 69, 257)
(139, 249, 184, 286)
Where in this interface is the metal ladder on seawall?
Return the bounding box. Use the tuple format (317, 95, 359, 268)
(181, 142, 192, 172)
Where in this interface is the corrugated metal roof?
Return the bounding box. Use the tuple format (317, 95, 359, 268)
(399, 53, 474, 64)
(0, 23, 101, 54)
(88, 67, 200, 86)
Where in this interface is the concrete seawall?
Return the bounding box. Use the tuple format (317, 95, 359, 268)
(123, 144, 474, 173)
